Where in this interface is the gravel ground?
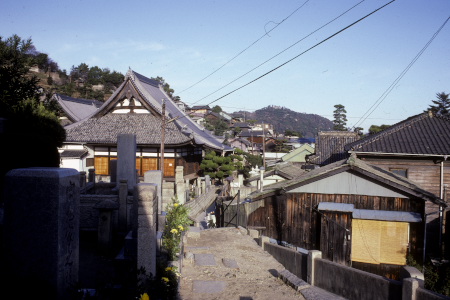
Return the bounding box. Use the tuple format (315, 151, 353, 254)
(178, 227, 306, 300)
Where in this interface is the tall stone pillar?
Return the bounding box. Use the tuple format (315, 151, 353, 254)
(3, 168, 80, 299)
(117, 134, 136, 191)
(134, 183, 158, 280)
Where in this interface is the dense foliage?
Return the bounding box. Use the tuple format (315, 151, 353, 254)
(425, 92, 450, 116)
(200, 150, 245, 181)
(0, 34, 66, 203)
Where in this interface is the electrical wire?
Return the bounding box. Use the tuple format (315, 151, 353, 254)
(352, 15, 450, 130)
(168, 0, 395, 140)
(202, 0, 396, 109)
(178, 0, 311, 95)
(191, 0, 366, 104)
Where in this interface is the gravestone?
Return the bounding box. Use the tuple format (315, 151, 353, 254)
(144, 170, 162, 214)
(2, 168, 80, 299)
(134, 183, 158, 279)
(117, 134, 136, 191)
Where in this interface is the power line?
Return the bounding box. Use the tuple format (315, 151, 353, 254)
(203, 0, 396, 109)
(191, 0, 366, 104)
(178, 0, 311, 95)
(352, 15, 450, 130)
(171, 1, 395, 133)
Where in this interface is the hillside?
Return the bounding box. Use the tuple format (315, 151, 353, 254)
(233, 106, 333, 138)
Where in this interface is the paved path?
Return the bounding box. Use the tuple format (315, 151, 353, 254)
(178, 227, 346, 300)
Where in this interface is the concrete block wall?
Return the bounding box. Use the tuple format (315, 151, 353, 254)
(257, 236, 450, 300)
(263, 241, 307, 281)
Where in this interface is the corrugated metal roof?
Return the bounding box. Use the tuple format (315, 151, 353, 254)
(353, 209, 422, 222)
(318, 202, 354, 212)
(318, 202, 422, 222)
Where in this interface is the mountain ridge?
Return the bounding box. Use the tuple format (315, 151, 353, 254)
(232, 105, 333, 138)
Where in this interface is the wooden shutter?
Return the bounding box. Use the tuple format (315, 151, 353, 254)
(164, 158, 176, 177)
(94, 156, 109, 175)
(352, 219, 408, 265)
(142, 158, 158, 175)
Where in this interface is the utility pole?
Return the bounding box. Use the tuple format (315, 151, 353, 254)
(160, 99, 166, 178)
(262, 124, 266, 169)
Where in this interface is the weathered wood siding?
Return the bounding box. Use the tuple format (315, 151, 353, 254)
(247, 192, 425, 266)
(320, 211, 352, 265)
(360, 157, 450, 200)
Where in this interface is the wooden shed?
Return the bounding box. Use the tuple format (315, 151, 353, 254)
(246, 154, 446, 279)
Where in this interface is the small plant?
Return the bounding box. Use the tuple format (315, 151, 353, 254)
(162, 197, 191, 261)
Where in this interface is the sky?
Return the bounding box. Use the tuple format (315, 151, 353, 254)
(1, 0, 449, 133)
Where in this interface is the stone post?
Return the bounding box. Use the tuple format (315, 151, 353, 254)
(118, 179, 128, 234)
(196, 177, 201, 195)
(117, 134, 137, 191)
(109, 159, 117, 183)
(3, 168, 80, 299)
(144, 170, 162, 213)
(402, 278, 420, 300)
(238, 174, 244, 187)
(201, 180, 206, 195)
(79, 171, 86, 188)
(134, 183, 158, 279)
(205, 175, 211, 191)
(94, 199, 119, 254)
(175, 166, 186, 204)
(88, 168, 95, 182)
(307, 250, 322, 286)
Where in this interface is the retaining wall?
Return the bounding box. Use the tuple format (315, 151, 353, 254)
(259, 238, 450, 300)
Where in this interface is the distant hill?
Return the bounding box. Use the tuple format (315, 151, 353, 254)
(233, 106, 333, 138)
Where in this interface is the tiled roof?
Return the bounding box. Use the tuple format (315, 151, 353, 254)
(345, 112, 450, 155)
(248, 154, 443, 206)
(60, 149, 88, 158)
(128, 70, 231, 151)
(54, 94, 103, 122)
(65, 113, 191, 145)
(307, 131, 360, 166)
(247, 161, 306, 182)
(63, 70, 232, 151)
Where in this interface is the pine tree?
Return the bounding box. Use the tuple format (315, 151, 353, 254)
(333, 104, 348, 131)
(426, 92, 450, 116)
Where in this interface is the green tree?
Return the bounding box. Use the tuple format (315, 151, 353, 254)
(284, 129, 302, 137)
(333, 104, 347, 131)
(152, 76, 175, 99)
(426, 92, 450, 116)
(368, 124, 390, 135)
(200, 151, 245, 182)
(212, 105, 222, 113)
(353, 127, 364, 136)
(0, 34, 66, 202)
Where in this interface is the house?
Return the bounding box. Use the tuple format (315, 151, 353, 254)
(306, 131, 360, 166)
(187, 105, 211, 117)
(344, 111, 450, 258)
(61, 69, 232, 181)
(245, 154, 446, 279)
(228, 137, 251, 152)
(246, 161, 305, 188)
(52, 94, 103, 126)
(280, 144, 315, 165)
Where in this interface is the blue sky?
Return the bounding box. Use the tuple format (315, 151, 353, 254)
(1, 0, 449, 133)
